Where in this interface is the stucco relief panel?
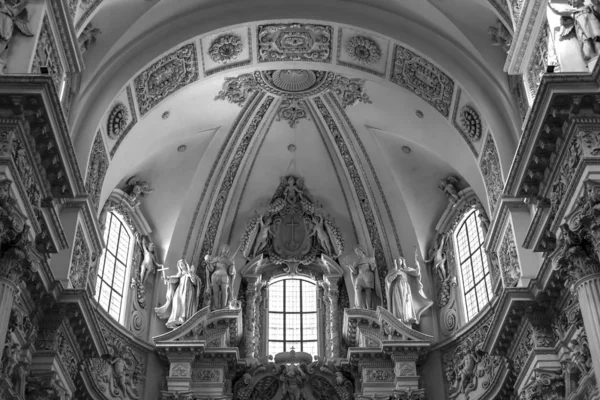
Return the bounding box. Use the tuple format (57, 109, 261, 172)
(257, 23, 333, 63)
(479, 133, 504, 217)
(106, 86, 138, 158)
(85, 131, 109, 210)
(390, 44, 454, 118)
(134, 43, 200, 116)
(69, 224, 91, 290)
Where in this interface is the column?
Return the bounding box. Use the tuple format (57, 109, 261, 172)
(243, 276, 263, 360)
(574, 273, 600, 386)
(0, 274, 18, 349)
(324, 274, 342, 359)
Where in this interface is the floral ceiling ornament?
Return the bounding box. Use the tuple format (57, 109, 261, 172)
(107, 102, 129, 140)
(209, 34, 243, 64)
(346, 36, 381, 65)
(459, 105, 482, 141)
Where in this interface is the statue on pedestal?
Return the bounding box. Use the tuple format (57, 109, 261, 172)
(425, 234, 448, 282)
(384, 249, 433, 325)
(205, 244, 237, 310)
(155, 259, 199, 329)
(0, 0, 32, 73)
(345, 246, 381, 310)
(137, 234, 163, 284)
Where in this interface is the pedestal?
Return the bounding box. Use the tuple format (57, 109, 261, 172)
(576, 273, 600, 386)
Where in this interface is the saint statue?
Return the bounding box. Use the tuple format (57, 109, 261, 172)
(0, 0, 32, 72)
(205, 244, 237, 310)
(548, 0, 600, 61)
(155, 259, 199, 329)
(137, 234, 163, 284)
(345, 246, 381, 309)
(424, 234, 448, 282)
(384, 249, 433, 325)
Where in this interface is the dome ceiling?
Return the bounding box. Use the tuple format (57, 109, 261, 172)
(75, 14, 518, 330)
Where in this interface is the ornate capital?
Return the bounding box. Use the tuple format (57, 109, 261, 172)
(518, 369, 565, 400)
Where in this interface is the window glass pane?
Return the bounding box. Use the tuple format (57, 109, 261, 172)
(94, 211, 132, 323)
(303, 341, 318, 355)
(303, 313, 317, 340)
(286, 280, 300, 312)
(268, 341, 284, 356)
(286, 314, 301, 341)
(455, 210, 492, 322)
(286, 342, 301, 352)
(269, 313, 284, 340)
(267, 278, 319, 357)
(269, 281, 284, 311)
(302, 282, 316, 312)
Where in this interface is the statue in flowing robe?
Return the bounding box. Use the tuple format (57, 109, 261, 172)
(385, 249, 433, 325)
(155, 259, 199, 329)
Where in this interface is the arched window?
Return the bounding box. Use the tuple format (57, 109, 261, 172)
(454, 209, 493, 321)
(267, 278, 318, 357)
(95, 210, 133, 322)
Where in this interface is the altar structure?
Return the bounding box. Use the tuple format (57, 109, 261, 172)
(1, 1, 600, 399)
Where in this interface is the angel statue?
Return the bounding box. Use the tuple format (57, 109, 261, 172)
(344, 246, 381, 310)
(0, 0, 33, 72)
(385, 249, 433, 325)
(137, 234, 163, 284)
(253, 213, 272, 257)
(280, 364, 306, 400)
(155, 259, 199, 329)
(284, 176, 304, 204)
(124, 176, 154, 207)
(310, 214, 334, 256)
(205, 244, 238, 310)
(548, 0, 600, 61)
(438, 176, 461, 204)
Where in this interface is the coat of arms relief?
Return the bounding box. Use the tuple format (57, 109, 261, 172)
(240, 175, 344, 272)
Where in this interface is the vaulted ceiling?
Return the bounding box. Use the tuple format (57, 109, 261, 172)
(71, 1, 521, 334)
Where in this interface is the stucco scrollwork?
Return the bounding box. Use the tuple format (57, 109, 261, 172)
(85, 132, 109, 210)
(209, 34, 244, 64)
(480, 134, 503, 217)
(345, 36, 381, 65)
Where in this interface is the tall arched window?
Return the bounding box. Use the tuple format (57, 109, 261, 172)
(267, 278, 318, 357)
(95, 210, 133, 322)
(455, 209, 493, 321)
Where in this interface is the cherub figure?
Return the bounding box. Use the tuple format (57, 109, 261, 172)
(0, 0, 33, 72)
(438, 176, 461, 204)
(2, 339, 21, 378)
(284, 176, 303, 204)
(78, 23, 101, 54)
(124, 176, 154, 206)
(137, 234, 163, 284)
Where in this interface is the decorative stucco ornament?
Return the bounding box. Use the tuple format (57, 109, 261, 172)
(329, 75, 372, 108)
(459, 105, 482, 141)
(107, 102, 129, 140)
(480, 135, 503, 216)
(346, 36, 381, 64)
(499, 224, 521, 288)
(257, 23, 333, 62)
(214, 73, 259, 106)
(277, 97, 309, 128)
(85, 132, 109, 209)
(69, 226, 91, 290)
(209, 34, 243, 64)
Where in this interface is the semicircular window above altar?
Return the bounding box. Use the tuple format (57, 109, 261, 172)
(95, 210, 134, 323)
(454, 209, 493, 321)
(267, 277, 319, 357)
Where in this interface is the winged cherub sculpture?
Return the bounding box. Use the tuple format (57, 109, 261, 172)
(0, 0, 32, 72)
